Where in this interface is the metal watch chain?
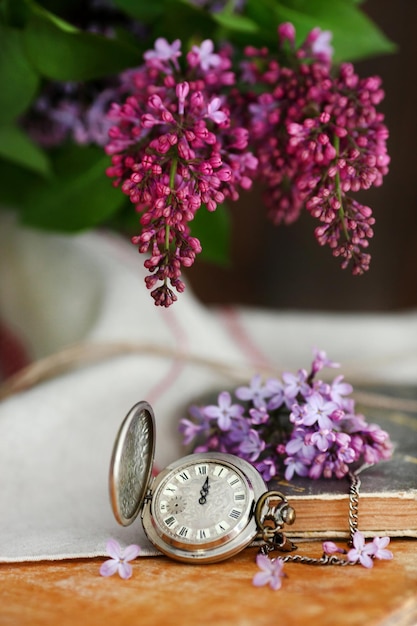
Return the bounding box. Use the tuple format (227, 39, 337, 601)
(256, 470, 362, 567)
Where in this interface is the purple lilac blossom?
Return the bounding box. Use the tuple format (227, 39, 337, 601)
(179, 404, 210, 444)
(249, 406, 269, 425)
(254, 457, 277, 482)
(238, 428, 265, 462)
(309, 428, 336, 452)
(311, 348, 340, 374)
(292, 392, 339, 430)
(236, 374, 271, 408)
(328, 375, 353, 404)
(203, 390, 244, 430)
(284, 455, 310, 481)
(264, 377, 285, 410)
(180, 350, 393, 482)
(281, 369, 310, 408)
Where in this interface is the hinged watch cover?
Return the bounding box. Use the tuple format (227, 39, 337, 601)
(109, 400, 155, 526)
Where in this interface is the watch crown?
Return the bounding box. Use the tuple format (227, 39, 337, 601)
(282, 504, 296, 526)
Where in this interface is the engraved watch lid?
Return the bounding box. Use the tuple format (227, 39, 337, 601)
(109, 400, 156, 526)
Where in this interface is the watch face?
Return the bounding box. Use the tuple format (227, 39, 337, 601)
(154, 460, 251, 547)
(142, 452, 267, 563)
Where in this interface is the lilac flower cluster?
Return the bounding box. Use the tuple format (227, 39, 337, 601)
(180, 349, 393, 482)
(105, 38, 257, 306)
(103, 24, 389, 305)
(243, 23, 389, 275)
(21, 80, 126, 148)
(22, 20, 389, 306)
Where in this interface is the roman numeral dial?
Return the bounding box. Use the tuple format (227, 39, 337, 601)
(152, 460, 253, 550)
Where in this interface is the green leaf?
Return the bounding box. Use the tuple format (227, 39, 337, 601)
(23, 12, 141, 81)
(245, 0, 279, 31)
(112, 0, 166, 22)
(0, 158, 44, 208)
(191, 204, 230, 266)
(212, 11, 260, 34)
(20, 145, 127, 231)
(273, 0, 396, 62)
(150, 1, 217, 46)
(0, 24, 39, 124)
(236, 0, 285, 47)
(0, 124, 51, 176)
(0, 0, 31, 27)
(29, 2, 80, 33)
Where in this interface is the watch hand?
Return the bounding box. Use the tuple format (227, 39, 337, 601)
(198, 476, 210, 505)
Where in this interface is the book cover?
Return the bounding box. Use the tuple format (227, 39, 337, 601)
(270, 385, 417, 539)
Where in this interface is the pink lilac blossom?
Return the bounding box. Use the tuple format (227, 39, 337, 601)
(370, 536, 393, 561)
(253, 553, 285, 590)
(144, 38, 181, 68)
(347, 531, 393, 568)
(243, 24, 389, 276)
(181, 350, 393, 482)
(99, 539, 141, 579)
(105, 37, 257, 306)
(322, 541, 346, 555)
(305, 27, 334, 62)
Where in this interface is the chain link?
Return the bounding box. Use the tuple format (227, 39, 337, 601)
(281, 553, 355, 566)
(347, 471, 361, 544)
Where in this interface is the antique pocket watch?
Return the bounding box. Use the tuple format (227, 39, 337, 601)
(109, 401, 296, 564)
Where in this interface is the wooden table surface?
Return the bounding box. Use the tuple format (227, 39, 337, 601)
(1, 539, 416, 626)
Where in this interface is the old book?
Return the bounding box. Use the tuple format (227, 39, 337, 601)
(270, 385, 417, 539)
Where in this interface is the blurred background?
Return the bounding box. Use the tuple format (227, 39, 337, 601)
(186, 0, 417, 311)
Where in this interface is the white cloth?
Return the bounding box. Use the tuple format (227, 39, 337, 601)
(0, 213, 416, 562)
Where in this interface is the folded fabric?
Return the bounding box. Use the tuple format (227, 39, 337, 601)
(0, 213, 416, 562)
